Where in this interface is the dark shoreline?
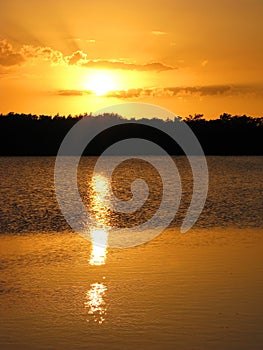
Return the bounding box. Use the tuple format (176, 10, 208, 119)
(1, 112, 262, 156)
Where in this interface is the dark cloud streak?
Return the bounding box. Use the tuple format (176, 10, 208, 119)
(57, 89, 93, 96)
(105, 84, 263, 99)
(81, 60, 176, 72)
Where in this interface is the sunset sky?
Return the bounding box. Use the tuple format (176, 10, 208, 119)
(0, 0, 262, 118)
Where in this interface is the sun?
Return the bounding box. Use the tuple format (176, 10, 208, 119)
(87, 71, 117, 96)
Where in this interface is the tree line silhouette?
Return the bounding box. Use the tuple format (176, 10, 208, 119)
(0, 112, 262, 155)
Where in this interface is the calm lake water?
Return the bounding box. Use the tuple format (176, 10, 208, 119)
(0, 156, 263, 349)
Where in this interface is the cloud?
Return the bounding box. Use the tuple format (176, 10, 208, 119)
(20, 44, 176, 72)
(164, 85, 232, 96)
(201, 60, 208, 67)
(0, 66, 9, 76)
(104, 85, 232, 99)
(151, 31, 167, 36)
(20, 41, 175, 72)
(55, 84, 263, 100)
(0, 39, 175, 73)
(229, 84, 263, 96)
(106, 88, 145, 98)
(173, 85, 263, 96)
(56, 89, 92, 96)
(81, 60, 176, 71)
(66, 50, 87, 65)
(71, 38, 95, 43)
(21, 45, 65, 65)
(0, 40, 25, 67)
(104, 84, 263, 99)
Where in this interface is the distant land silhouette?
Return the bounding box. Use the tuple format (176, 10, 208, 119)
(0, 112, 262, 156)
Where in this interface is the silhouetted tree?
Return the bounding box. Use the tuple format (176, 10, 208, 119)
(0, 112, 262, 155)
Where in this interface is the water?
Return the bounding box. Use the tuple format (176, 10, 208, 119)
(1, 156, 262, 233)
(0, 156, 263, 349)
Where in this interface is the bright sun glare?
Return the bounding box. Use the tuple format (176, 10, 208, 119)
(87, 71, 117, 96)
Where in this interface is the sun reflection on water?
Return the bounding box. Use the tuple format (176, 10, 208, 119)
(85, 282, 107, 325)
(88, 173, 110, 265)
(89, 228, 108, 266)
(90, 174, 111, 225)
(86, 173, 109, 324)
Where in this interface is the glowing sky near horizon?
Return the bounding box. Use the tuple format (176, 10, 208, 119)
(0, 0, 262, 118)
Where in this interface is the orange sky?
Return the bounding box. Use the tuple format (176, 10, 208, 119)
(0, 0, 262, 118)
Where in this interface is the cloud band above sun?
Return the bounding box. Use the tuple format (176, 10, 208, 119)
(55, 84, 263, 98)
(0, 39, 175, 72)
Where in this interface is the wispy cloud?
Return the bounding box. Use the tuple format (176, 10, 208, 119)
(201, 60, 208, 67)
(104, 86, 229, 99)
(0, 39, 175, 72)
(106, 88, 145, 98)
(66, 50, 87, 65)
(66, 49, 176, 71)
(164, 85, 232, 96)
(80, 60, 176, 71)
(0, 40, 25, 66)
(56, 89, 92, 96)
(72, 38, 95, 43)
(105, 84, 263, 99)
(0, 41, 64, 67)
(21, 45, 64, 65)
(151, 31, 167, 36)
(55, 84, 263, 99)
(65, 48, 176, 71)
